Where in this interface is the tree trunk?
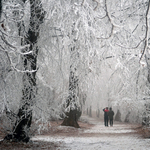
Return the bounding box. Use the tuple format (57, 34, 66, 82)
(61, 110, 80, 128)
(115, 110, 121, 122)
(0, 0, 2, 19)
(96, 108, 100, 118)
(61, 71, 80, 128)
(4, 0, 45, 142)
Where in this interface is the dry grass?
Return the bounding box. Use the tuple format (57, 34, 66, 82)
(135, 125, 150, 138)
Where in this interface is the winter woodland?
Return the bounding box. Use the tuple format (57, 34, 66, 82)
(0, 0, 150, 142)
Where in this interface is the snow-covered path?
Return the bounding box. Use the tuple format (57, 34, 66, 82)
(32, 116, 150, 150)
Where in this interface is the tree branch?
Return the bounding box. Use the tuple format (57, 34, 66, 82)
(139, 0, 150, 61)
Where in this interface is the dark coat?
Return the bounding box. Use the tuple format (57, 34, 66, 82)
(103, 108, 109, 117)
(108, 110, 114, 119)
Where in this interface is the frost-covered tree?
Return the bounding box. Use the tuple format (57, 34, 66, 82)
(37, 0, 102, 127)
(97, 0, 150, 123)
(61, 46, 81, 127)
(1, 0, 150, 140)
(11, 0, 45, 142)
(40, 0, 111, 127)
(0, 0, 45, 142)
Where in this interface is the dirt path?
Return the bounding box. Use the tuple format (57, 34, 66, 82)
(0, 115, 150, 150)
(32, 115, 150, 150)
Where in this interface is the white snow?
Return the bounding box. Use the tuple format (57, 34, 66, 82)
(32, 116, 150, 150)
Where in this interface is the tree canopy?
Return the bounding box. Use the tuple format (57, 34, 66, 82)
(0, 0, 150, 141)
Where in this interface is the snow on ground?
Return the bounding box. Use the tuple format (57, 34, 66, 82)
(33, 136, 150, 150)
(32, 116, 150, 150)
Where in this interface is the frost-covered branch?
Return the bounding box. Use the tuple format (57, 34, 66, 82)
(103, 0, 114, 39)
(93, 0, 99, 11)
(139, 0, 150, 61)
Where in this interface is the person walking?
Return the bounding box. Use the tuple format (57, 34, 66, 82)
(108, 107, 114, 126)
(103, 107, 109, 126)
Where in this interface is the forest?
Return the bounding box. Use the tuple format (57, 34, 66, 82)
(0, 0, 150, 145)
